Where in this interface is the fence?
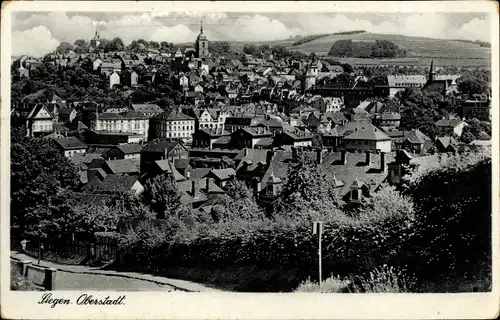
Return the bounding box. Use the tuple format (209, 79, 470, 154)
(22, 234, 118, 264)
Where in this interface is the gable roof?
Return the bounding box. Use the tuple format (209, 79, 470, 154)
(26, 104, 53, 119)
(153, 110, 195, 121)
(85, 174, 140, 193)
(53, 136, 87, 150)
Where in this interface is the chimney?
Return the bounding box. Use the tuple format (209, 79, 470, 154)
(192, 180, 198, 198)
(266, 150, 274, 164)
(205, 178, 211, 192)
(186, 171, 191, 179)
(316, 148, 322, 164)
(380, 152, 386, 172)
(365, 151, 371, 165)
(341, 150, 347, 165)
(244, 148, 248, 157)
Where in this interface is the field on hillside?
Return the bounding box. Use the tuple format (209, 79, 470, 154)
(234, 33, 491, 68)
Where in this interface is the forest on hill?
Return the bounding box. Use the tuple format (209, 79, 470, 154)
(328, 39, 407, 58)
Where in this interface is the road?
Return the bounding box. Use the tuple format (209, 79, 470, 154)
(55, 270, 175, 291)
(12, 251, 218, 292)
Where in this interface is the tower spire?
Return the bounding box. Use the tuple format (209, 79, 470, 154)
(200, 21, 203, 33)
(429, 59, 435, 82)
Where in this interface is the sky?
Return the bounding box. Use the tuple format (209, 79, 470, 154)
(11, 11, 492, 57)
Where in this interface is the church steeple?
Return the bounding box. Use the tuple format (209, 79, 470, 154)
(429, 59, 436, 82)
(200, 21, 203, 34)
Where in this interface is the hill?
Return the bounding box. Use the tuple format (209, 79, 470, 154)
(328, 39, 406, 58)
(244, 32, 491, 67)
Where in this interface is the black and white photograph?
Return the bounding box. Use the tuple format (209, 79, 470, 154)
(1, 1, 499, 319)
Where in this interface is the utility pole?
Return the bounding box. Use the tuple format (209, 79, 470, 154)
(313, 221, 323, 289)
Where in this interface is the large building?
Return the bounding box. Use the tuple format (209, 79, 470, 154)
(195, 22, 209, 60)
(89, 110, 149, 141)
(149, 109, 196, 141)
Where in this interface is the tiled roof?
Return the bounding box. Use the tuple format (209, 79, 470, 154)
(105, 159, 140, 174)
(85, 174, 140, 193)
(115, 143, 143, 154)
(53, 136, 87, 150)
(343, 126, 391, 141)
(154, 160, 186, 181)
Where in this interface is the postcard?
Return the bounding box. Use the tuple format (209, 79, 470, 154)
(1, 1, 499, 319)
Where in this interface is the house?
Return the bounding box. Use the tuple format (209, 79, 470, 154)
(185, 108, 228, 131)
(274, 129, 313, 148)
(386, 75, 427, 97)
(100, 60, 122, 75)
(435, 118, 468, 137)
(149, 109, 196, 141)
(373, 112, 401, 129)
(431, 136, 458, 153)
(25, 104, 54, 137)
(393, 129, 433, 155)
(224, 115, 261, 133)
(149, 159, 187, 181)
(105, 143, 143, 160)
(90, 110, 149, 140)
(140, 139, 189, 174)
(58, 108, 77, 124)
(461, 99, 491, 121)
(130, 104, 164, 118)
(343, 125, 392, 153)
(52, 137, 87, 158)
(177, 178, 225, 208)
(253, 149, 394, 206)
(229, 127, 273, 149)
(109, 72, 120, 89)
(192, 128, 230, 149)
(204, 168, 236, 188)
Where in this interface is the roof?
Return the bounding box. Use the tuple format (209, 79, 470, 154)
(435, 118, 464, 128)
(208, 168, 236, 181)
(387, 75, 427, 87)
(26, 104, 53, 119)
(154, 160, 186, 181)
(105, 159, 140, 174)
(435, 136, 458, 148)
(234, 149, 268, 171)
(343, 126, 391, 141)
(153, 110, 195, 121)
(378, 112, 401, 121)
(85, 174, 140, 193)
(113, 143, 143, 154)
(53, 137, 87, 150)
(282, 129, 313, 141)
(70, 153, 103, 169)
(142, 139, 180, 153)
(397, 129, 431, 144)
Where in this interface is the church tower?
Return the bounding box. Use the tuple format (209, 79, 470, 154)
(428, 59, 436, 82)
(90, 31, 101, 52)
(195, 21, 209, 60)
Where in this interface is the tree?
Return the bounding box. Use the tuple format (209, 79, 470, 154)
(243, 44, 260, 55)
(110, 37, 125, 51)
(273, 152, 342, 219)
(210, 178, 264, 222)
(341, 63, 353, 74)
(56, 42, 73, 54)
(10, 134, 80, 240)
(457, 76, 488, 97)
(403, 152, 491, 281)
(140, 174, 185, 219)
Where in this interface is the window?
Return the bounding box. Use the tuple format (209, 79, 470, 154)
(351, 189, 359, 200)
(266, 185, 274, 195)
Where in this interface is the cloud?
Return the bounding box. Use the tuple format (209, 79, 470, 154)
(11, 12, 492, 57)
(150, 24, 199, 43)
(12, 26, 59, 57)
(459, 18, 491, 42)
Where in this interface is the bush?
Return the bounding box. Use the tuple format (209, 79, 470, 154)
(11, 265, 41, 291)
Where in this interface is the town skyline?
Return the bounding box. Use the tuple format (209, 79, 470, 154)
(13, 11, 492, 57)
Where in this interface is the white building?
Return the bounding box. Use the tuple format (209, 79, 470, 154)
(343, 126, 392, 153)
(25, 104, 54, 137)
(90, 110, 149, 139)
(150, 109, 196, 141)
